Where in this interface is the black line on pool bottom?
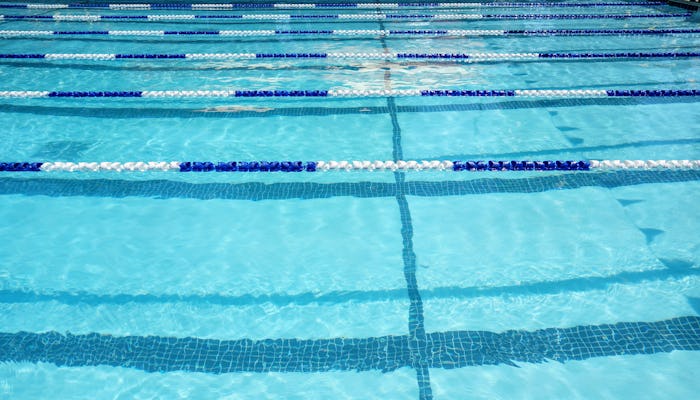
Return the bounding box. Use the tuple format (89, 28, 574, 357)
(2, 97, 698, 120)
(1, 316, 699, 374)
(379, 17, 432, 397)
(388, 97, 404, 162)
(379, 17, 432, 399)
(383, 59, 432, 400)
(378, 20, 389, 52)
(1, 170, 699, 200)
(396, 181, 432, 399)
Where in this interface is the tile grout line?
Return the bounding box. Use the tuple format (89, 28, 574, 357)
(378, 17, 433, 400)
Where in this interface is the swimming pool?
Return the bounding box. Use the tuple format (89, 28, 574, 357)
(0, 0, 699, 398)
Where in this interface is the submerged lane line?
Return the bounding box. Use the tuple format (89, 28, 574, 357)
(1, 171, 698, 200)
(0, 317, 698, 373)
(377, 16, 433, 398)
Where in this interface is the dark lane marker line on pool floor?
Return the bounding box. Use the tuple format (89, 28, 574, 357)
(2, 170, 699, 201)
(1, 317, 699, 374)
(378, 18, 433, 400)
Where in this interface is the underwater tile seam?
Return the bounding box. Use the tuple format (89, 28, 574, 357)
(2, 51, 699, 61)
(0, 3, 668, 10)
(2, 28, 700, 37)
(1, 13, 691, 21)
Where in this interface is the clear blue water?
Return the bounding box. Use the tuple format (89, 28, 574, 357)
(0, 1, 699, 399)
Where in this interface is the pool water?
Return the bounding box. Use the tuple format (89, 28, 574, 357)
(0, 1, 699, 399)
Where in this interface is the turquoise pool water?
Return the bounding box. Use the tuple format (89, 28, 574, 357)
(0, 1, 699, 398)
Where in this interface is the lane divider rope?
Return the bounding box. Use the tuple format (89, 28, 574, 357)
(1, 160, 699, 172)
(1, 13, 690, 21)
(0, 3, 668, 10)
(0, 89, 698, 98)
(2, 28, 699, 37)
(1, 52, 697, 61)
